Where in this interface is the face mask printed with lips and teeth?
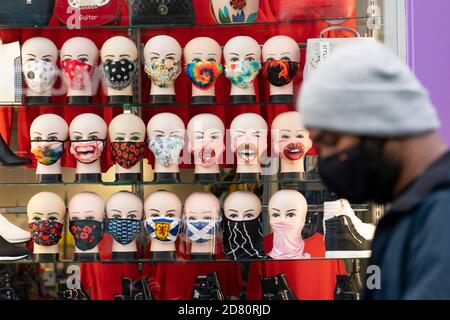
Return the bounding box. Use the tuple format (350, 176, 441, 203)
(236, 143, 258, 163)
(70, 139, 106, 164)
(280, 139, 306, 161)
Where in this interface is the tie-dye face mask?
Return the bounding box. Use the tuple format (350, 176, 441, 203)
(145, 59, 182, 88)
(31, 140, 65, 165)
(225, 60, 261, 89)
(185, 61, 223, 90)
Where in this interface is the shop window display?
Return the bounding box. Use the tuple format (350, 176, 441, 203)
(0, 0, 388, 301)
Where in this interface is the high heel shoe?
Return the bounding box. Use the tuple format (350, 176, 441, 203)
(0, 135, 31, 166)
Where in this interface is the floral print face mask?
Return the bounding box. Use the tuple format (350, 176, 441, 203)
(225, 60, 261, 89)
(145, 58, 182, 88)
(148, 136, 184, 167)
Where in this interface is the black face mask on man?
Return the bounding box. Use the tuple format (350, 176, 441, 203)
(318, 138, 400, 204)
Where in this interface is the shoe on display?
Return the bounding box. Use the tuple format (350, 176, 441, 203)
(0, 135, 32, 166)
(0, 214, 31, 244)
(276, 274, 298, 300)
(0, 266, 19, 300)
(0, 235, 29, 261)
(131, 278, 153, 300)
(192, 272, 225, 300)
(324, 199, 375, 258)
(334, 274, 362, 301)
(260, 274, 297, 300)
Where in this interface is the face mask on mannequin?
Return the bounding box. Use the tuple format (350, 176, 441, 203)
(31, 140, 66, 165)
(263, 60, 299, 87)
(61, 59, 93, 90)
(106, 218, 141, 245)
(145, 217, 181, 244)
(318, 138, 400, 204)
(225, 60, 261, 89)
(185, 61, 223, 90)
(279, 138, 306, 161)
(144, 59, 182, 88)
(70, 139, 106, 164)
(109, 141, 147, 169)
(29, 220, 63, 246)
(222, 217, 265, 260)
(186, 217, 222, 244)
(69, 219, 104, 251)
(148, 136, 184, 167)
(269, 219, 311, 259)
(100, 59, 137, 90)
(23, 60, 59, 94)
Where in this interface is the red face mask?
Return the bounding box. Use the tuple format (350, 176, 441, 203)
(61, 59, 93, 90)
(110, 141, 147, 169)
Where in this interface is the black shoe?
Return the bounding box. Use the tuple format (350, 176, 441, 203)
(131, 278, 153, 300)
(58, 284, 89, 300)
(192, 273, 225, 300)
(115, 277, 133, 300)
(0, 135, 31, 166)
(0, 235, 29, 261)
(263, 290, 290, 300)
(334, 274, 362, 300)
(260, 276, 279, 298)
(325, 215, 372, 258)
(276, 274, 298, 300)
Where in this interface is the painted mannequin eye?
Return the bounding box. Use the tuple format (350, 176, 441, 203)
(47, 136, 58, 141)
(266, 58, 275, 62)
(73, 136, 82, 141)
(88, 135, 99, 140)
(112, 214, 121, 219)
(33, 216, 41, 221)
(271, 213, 280, 218)
(211, 135, 220, 140)
(115, 137, 125, 142)
(281, 135, 290, 139)
(48, 217, 57, 222)
(33, 137, 42, 141)
(79, 58, 88, 63)
(244, 213, 254, 219)
(127, 214, 137, 219)
(188, 217, 196, 221)
(281, 57, 291, 61)
(229, 214, 238, 219)
(286, 213, 296, 218)
(192, 58, 201, 63)
(230, 57, 239, 63)
(207, 58, 216, 63)
(150, 213, 160, 217)
(166, 213, 175, 218)
(71, 217, 79, 221)
(42, 58, 51, 63)
(246, 57, 255, 62)
(130, 136, 140, 141)
(296, 134, 305, 139)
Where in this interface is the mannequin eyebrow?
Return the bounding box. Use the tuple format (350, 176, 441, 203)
(245, 53, 256, 57)
(84, 210, 95, 214)
(281, 52, 291, 55)
(170, 130, 182, 134)
(166, 209, 177, 213)
(229, 53, 239, 56)
(26, 53, 37, 57)
(130, 132, 141, 135)
(116, 133, 126, 135)
(149, 52, 160, 56)
(48, 212, 59, 216)
(271, 208, 281, 212)
(287, 209, 297, 213)
(111, 209, 122, 213)
(280, 129, 291, 133)
(166, 53, 176, 57)
(194, 131, 204, 134)
(48, 132, 59, 136)
(32, 132, 42, 135)
(128, 210, 139, 214)
(119, 54, 131, 58)
(202, 210, 212, 214)
(227, 209, 239, 213)
(89, 131, 99, 135)
(104, 55, 115, 58)
(245, 209, 255, 213)
(42, 55, 53, 59)
(153, 130, 164, 134)
(32, 212, 44, 215)
(62, 54, 73, 58)
(149, 209, 160, 212)
(77, 54, 89, 58)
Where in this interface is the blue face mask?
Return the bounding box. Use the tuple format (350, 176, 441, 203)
(145, 217, 181, 244)
(106, 218, 141, 245)
(186, 218, 221, 244)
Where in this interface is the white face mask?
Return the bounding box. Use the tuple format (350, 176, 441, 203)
(23, 60, 59, 94)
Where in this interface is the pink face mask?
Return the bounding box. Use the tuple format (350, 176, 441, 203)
(193, 139, 224, 168)
(70, 140, 105, 164)
(278, 138, 306, 161)
(268, 219, 311, 259)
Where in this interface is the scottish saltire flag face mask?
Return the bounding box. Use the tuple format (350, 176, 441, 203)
(186, 217, 222, 244)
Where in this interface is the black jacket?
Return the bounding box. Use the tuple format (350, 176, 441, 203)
(364, 151, 450, 300)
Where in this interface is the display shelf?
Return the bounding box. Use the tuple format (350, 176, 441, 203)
(1, 256, 371, 265)
(0, 15, 381, 31)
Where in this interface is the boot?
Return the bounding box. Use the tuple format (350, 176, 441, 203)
(114, 277, 133, 300)
(262, 290, 289, 301)
(334, 274, 362, 300)
(131, 278, 153, 300)
(192, 273, 225, 300)
(260, 276, 280, 299)
(207, 273, 225, 300)
(276, 274, 298, 300)
(0, 135, 31, 166)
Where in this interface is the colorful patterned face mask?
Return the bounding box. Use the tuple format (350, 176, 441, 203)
(145, 217, 181, 244)
(69, 219, 104, 251)
(148, 136, 184, 167)
(31, 140, 65, 165)
(23, 60, 59, 94)
(100, 59, 137, 90)
(186, 217, 221, 244)
(263, 60, 300, 87)
(225, 60, 261, 89)
(61, 59, 94, 90)
(106, 218, 141, 245)
(70, 139, 105, 164)
(29, 220, 63, 246)
(144, 59, 182, 88)
(185, 61, 223, 90)
(110, 141, 147, 169)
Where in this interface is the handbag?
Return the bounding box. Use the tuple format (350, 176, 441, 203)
(270, 0, 356, 21)
(304, 26, 376, 80)
(55, 0, 121, 26)
(131, 0, 195, 25)
(0, 0, 54, 27)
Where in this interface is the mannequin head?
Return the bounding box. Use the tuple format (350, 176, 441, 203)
(223, 191, 261, 221)
(268, 190, 307, 224)
(262, 36, 300, 96)
(68, 192, 105, 253)
(21, 37, 59, 96)
(106, 191, 143, 251)
(30, 114, 68, 169)
(184, 37, 223, 96)
(100, 36, 138, 94)
(187, 113, 225, 171)
(144, 35, 182, 94)
(224, 36, 262, 95)
(147, 113, 185, 172)
(210, 0, 259, 24)
(27, 192, 66, 252)
(60, 37, 99, 94)
(144, 190, 182, 251)
(69, 113, 107, 165)
(108, 113, 146, 171)
(271, 111, 312, 173)
(230, 113, 268, 170)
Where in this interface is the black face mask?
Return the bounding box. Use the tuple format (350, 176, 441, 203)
(100, 59, 137, 90)
(69, 219, 104, 251)
(222, 216, 265, 260)
(318, 139, 400, 204)
(263, 60, 300, 87)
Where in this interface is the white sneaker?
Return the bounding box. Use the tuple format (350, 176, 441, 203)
(323, 199, 376, 240)
(0, 214, 31, 244)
